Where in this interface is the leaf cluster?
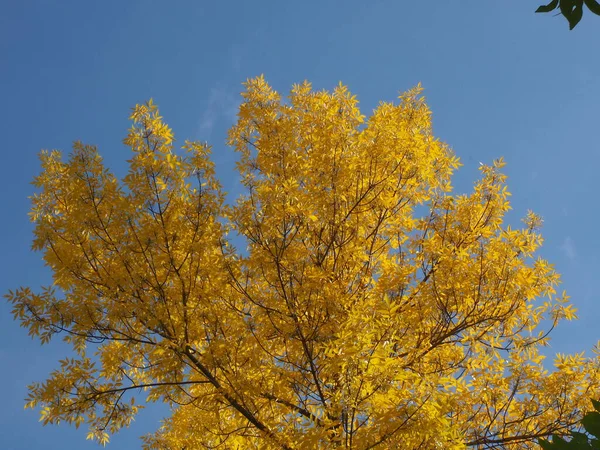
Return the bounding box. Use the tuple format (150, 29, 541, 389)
(540, 400, 600, 449)
(536, 0, 600, 29)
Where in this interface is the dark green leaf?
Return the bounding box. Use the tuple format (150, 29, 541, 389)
(568, 2, 584, 29)
(570, 431, 592, 445)
(592, 399, 600, 413)
(560, 0, 576, 18)
(583, 412, 600, 438)
(536, 0, 560, 12)
(584, 0, 600, 15)
(538, 438, 556, 449)
(540, 435, 580, 450)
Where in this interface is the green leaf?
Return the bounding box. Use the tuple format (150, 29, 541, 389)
(570, 431, 591, 445)
(584, 0, 600, 15)
(540, 435, 579, 450)
(536, 0, 560, 12)
(592, 399, 600, 413)
(568, 2, 584, 29)
(559, 0, 584, 29)
(583, 412, 600, 438)
(560, 0, 576, 18)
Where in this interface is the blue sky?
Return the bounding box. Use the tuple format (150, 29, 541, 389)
(1, 1, 599, 448)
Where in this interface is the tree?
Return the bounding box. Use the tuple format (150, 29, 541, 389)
(536, 0, 600, 29)
(6, 76, 600, 449)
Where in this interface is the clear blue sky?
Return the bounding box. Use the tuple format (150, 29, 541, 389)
(1, 1, 599, 448)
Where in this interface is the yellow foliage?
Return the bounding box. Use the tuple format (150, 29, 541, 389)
(6, 77, 600, 449)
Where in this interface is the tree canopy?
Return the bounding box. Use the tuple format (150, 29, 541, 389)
(6, 77, 600, 449)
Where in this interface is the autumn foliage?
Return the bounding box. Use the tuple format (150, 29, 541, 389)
(6, 77, 600, 449)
